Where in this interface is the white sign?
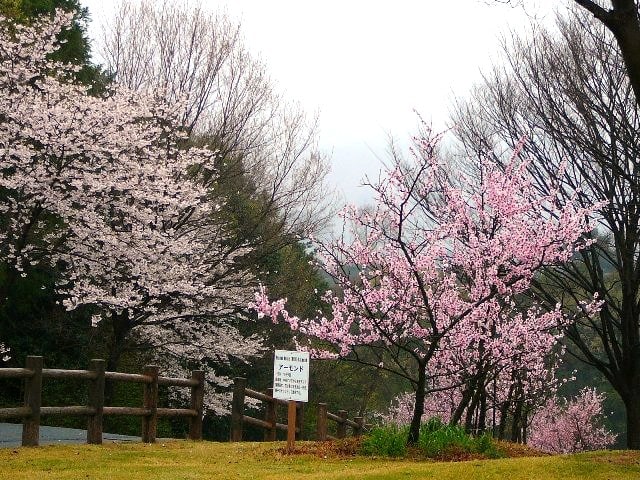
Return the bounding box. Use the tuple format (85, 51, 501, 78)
(273, 349, 310, 403)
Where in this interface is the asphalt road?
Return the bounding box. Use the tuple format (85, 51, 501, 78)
(0, 422, 139, 448)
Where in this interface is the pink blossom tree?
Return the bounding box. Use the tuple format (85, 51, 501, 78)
(528, 388, 617, 453)
(381, 384, 617, 453)
(0, 11, 260, 412)
(370, 303, 568, 441)
(433, 299, 572, 440)
(252, 131, 596, 443)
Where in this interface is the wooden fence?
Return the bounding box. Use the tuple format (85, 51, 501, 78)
(0, 356, 205, 447)
(316, 403, 364, 441)
(230, 377, 365, 442)
(229, 377, 303, 442)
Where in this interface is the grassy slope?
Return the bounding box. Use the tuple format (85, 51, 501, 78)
(1, 441, 639, 480)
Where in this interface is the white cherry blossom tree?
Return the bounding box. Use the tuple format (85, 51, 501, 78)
(0, 11, 260, 412)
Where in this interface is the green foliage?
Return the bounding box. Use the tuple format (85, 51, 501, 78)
(0, 0, 21, 18)
(0, 0, 109, 88)
(360, 418, 503, 459)
(418, 418, 502, 458)
(360, 425, 408, 457)
(418, 418, 469, 457)
(12, 0, 90, 62)
(0, 261, 95, 413)
(474, 432, 502, 458)
(308, 359, 409, 438)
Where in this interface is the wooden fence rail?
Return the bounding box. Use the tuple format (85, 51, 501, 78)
(230, 377, 365, 442)
(316, 403, 364, 441)
(0, 356, 205, 447)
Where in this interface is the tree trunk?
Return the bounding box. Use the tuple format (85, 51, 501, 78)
(450, 382, 474, 426)
(465, 386, 482, 433)
(573, 1, 640, 107)
(478, 389, 487, 434)
(511, 399, 523, 443)
(608, 1, 640, 110)
(408, 362, 427, 445)
(498, 384, 514, 440)
(623, 392, 640, 449)
(104, 312, 133, 406)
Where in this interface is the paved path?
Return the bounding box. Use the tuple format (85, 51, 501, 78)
(0, 422, 139, 448)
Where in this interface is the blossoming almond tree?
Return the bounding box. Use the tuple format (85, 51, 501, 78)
(381, 300, 571, 440)
(0, 11, 260, 412)
(381, 384, 617, 453)
(253, 131, 596, 443)
(431, 302, 566, 439)
(528, 388, 617, 453)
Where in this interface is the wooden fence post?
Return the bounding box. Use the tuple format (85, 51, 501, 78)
(354, 416, 364, 436)
(295, 402, 304, 440)
(188, 370, 205, 440)
(317, 403, 328, 441)
(22, 356, 43, 447)
(87, 359, 105, 444)
(336, 409, 347, 439)
(264, 387, 276, 441)
(141, 365, 159, 443)
(230, 377, 246, 442)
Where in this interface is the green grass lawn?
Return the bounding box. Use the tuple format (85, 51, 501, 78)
(1, 441, 639, 480)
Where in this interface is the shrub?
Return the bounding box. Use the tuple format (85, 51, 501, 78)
(418, 418, 473, 457)
(474, 433, 502, 459)
(361, 417, 503, 459)
(360, 425, 408, 457)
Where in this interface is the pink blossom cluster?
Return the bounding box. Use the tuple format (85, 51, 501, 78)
(528, 388, 617, 453)
(436, 303, 566, 408)
(378, 305, 569, 431)
(380, 389, 461, 426)
(251, 132, 594, 357)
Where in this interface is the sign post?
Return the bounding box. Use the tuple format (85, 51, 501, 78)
(272, 350, 310, 451)
(287, 400, 297, 450)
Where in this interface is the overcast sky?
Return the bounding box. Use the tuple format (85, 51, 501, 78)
(79, 0, 560, 205)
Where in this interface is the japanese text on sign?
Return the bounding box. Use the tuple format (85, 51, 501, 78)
(273, 349, 310, 403)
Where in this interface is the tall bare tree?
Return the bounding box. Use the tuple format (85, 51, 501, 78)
(451, 9, 640, 448)
(494, 1, 640, 107)
(100, 0, 333, 241)
(568, 1, 640, 107)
